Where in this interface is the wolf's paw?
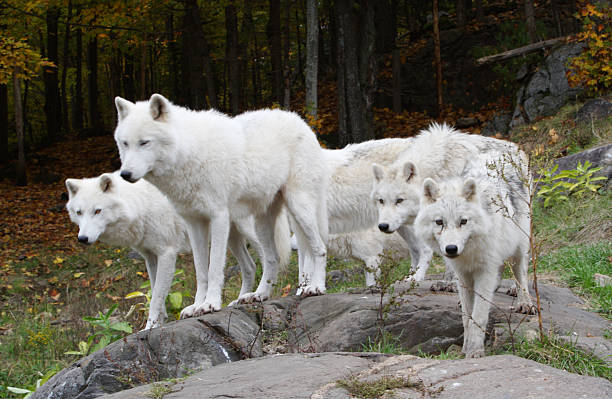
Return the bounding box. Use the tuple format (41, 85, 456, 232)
(180, 303, 199, 319)
(194, 301, 221, 315)
(512, 302, 536, 315)
(237, 292, 269, 304)
(430, 281, 457, 293)
(298, 285, 326, 298)
(143, 318, 162, 331)
(464, 349, 485, 359)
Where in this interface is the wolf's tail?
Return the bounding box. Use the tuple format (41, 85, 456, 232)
(274, 206, 292, 270)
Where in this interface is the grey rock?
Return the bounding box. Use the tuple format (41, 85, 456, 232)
(31, 313, 261, 399)
(481, 112, 511, 136)
(553, 143, 612, 186)
(512, 43, 585, 127)
(576, 98, 612, 123)
(99, 353, 612, 399)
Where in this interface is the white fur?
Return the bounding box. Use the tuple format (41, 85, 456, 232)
(415, 169, 534, 358)
(322, 138, 432, 283)
(114, 94, 327, 317)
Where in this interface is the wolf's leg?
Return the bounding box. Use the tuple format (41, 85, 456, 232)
(397, 225, 432, 281)
(194, 210, 230, 315)
(454, 269, 472, 350)
(226, 222, 256, 301)
(285, 191, 328, 296)
(463, 270, 497, 358)
(146, 250, 176, 330)
(180, 219, 210, 319)
(510, 250, 535, 314)
(141, 250, 168, 321)
(293, 224, 311, 294)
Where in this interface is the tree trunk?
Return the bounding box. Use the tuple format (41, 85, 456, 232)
(456, 0, 466, 27)
(359, 0, 376, 139)
(335, 0, 347, 147)
(225, 1, 240, 114)
(524, 0, 537, 43)
(167, 13, 181, 100)
(305, 0, 318, 118)
(267, 0, 283, 104)
(550, 0, 562, 37)
(282, 0, 292, 109)
(73, 21, 83, 131)
(244, 2, 261, 107)
(140, 34, 147, 100)
(13, 69, 26, 186)
(433, 0, 443, 116)
(181, 0, 212, 109)
(87, 36, 102, 135)
(60, 0, 72, 133)
(336, 0, 368, 144)
(0, 84, 8, 163)
(474, 0, 484, 22)
(44, 5, 61, 142)
(392, 47, 401, 112)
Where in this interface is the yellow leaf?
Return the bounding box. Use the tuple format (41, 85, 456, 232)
(104, 260, 113, 267)
(53, 257, 64, 264)
(73, 272, 85, 278)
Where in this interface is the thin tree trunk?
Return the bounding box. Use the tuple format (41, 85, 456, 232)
(267, 0, 283, 104)
(87, 36, 102, 135)
(13, 68, 26, 186)
(0, 84, 8, 163)
(60, 0, 72, 133)
(550, 0, 562, 37)
(433, 0, 443, 116)
(456, 0, 466, 27)
(225, 1, 240, 114)
(244, 2, 261, 107)
(124, 52, 135, 100)
(336, 0, 347, 147)
(359, 0, 376, 140)
(73, 20, 83, 131)
(392, 47, 401, 112)
(474, 0, 484, 22)
(282, 0, 291, 109)
(167, 13, 181, 100)
(44, 5, 61, 142)
(305, 0, 318, 118)
(524, 0, 538, 43)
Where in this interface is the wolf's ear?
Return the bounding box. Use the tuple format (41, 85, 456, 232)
(115, 97, 134, 121)
(99, 174, 113, 193)
(462, 178, 477, 201)
(423, 178, 440, 202)
(403, 162, 416, 181)
(372, 164, 384, 182)
(65, 179, 80, 197)
(149, 94, 170, 121)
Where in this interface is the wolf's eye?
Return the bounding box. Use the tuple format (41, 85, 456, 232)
(460, 218, 467, 225)
(378, 199, 384, 205)
(395, 198, 404, 205)
(435, 219, 443, 226)
(122, 141, 128, 148)
(139, 140, 150, 146)
(76, 210, 82, 216)
(94, 209, 102, 215)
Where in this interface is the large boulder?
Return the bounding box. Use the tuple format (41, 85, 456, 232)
(33, 281, 611, 398)
(510, 43, 585, 128)
(575, 98, 612, 123)
(100, 353, 612, 399)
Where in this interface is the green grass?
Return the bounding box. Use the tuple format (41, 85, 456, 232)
(337, 374, 420, 399)
(503, 334, 612, 381)
(361, 330, 406, 355)
(538, 242, 612, 318)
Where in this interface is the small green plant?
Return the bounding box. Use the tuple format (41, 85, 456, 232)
(337, 374, 419, 399)
(5, 365, 61, 398)
(361, 330, 405, 354)
(536, 161, 606, 207)
(125, 269, 189, 321)
(65, 304, 132, 356)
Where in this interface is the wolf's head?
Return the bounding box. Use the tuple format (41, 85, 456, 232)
(370, 161, 421, 233)
(415, 177, 489, 259)
(65, 173, 126, 245)
(114, 94, 176, 183)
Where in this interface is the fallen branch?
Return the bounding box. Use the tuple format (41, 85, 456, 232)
(476, 36, 570, 65)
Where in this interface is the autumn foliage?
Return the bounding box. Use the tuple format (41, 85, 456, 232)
(567, 1, 612, 95)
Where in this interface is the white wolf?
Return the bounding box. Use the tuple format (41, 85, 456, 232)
(114, 94, 327, 317)
(415, 171, 534, 358)
(291, 229, 413, 287)
(323, 139, 433, 282)
(65, 172, 262, 329)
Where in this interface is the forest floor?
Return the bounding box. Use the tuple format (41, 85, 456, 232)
(0, 101, 611, 397)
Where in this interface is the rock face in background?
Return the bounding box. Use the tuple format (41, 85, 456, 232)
(32, 281, 611, 399)
(102, 353, 612, 399)
(510, 43, 585, 128)
(575, 98, 612, 123)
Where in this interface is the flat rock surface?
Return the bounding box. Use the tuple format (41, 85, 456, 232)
(101, 353, 612, 399)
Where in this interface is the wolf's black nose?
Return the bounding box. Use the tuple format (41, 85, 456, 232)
(78, 236, 89, 244)
(120, 171, 132, 181)
(445, 245, 458, 256)
(378, 223, 389, 232)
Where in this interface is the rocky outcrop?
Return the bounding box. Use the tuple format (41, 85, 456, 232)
(575, 98, 612, 123)
(510, 43, 585, 128)
(33, 281, 611, 399)
(101, 353, 612, 399)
